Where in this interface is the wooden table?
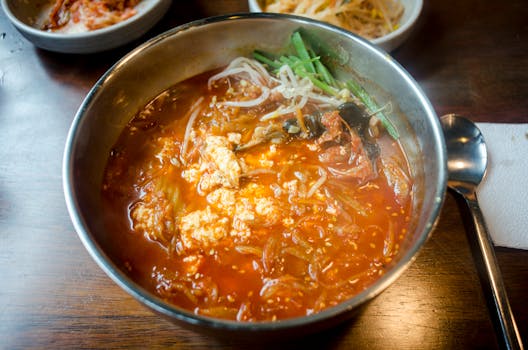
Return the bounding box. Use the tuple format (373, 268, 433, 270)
(1, 1, 527, 348)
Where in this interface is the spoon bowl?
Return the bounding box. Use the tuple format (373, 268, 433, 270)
(442, 114, 488, 195)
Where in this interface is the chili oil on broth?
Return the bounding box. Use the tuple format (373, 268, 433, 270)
(101, 67, 413, 322)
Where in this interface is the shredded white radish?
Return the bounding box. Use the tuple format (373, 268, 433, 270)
(180, 96, 204, 164)
(260, 104, 297, 121)
(221, 87, 271, 108)
(208, 57, 276, 89)
(307, 167, 328, 198)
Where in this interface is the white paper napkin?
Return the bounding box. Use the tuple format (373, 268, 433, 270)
(475, 123, 528, 250)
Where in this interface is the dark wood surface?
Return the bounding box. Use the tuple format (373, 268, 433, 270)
(1, 0, 527, 348)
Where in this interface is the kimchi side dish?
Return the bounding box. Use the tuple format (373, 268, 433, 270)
(102, 32, 413, 322)
(42, 0, 140, 32)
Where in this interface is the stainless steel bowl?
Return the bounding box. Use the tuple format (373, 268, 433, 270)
(63, 13, 446, 338)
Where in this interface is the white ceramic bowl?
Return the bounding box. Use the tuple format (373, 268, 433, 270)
(248, 0, 422, 52)
(1, 0, 171, 54)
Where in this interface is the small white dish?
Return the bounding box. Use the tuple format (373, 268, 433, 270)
(1, 0, 172, 54)
(248, 0, 422, 52)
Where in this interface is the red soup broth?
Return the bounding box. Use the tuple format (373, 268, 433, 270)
(101, 66, 413, 322)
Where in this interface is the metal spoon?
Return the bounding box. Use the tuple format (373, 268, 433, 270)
(441, 114, 523, 350)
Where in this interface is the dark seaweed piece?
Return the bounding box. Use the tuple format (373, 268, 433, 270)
(283, 118, 301, 135)
(364, 141, 380, 161)
(337, 102, 380, 161)
(337, 102, 370, 135)
(282, 113, 324, 139)
(303, 113, 325, 138)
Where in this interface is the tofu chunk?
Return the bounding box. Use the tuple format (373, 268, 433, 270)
(206, 188, 237, 216)
(179, 206, 229, 250)
(230, 184, 281, 240)
(204, 136, 241, 189)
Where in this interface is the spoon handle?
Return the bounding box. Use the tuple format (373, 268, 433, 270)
(465, 193, 524, 350)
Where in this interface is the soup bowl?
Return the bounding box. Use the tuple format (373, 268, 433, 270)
(63, 13, 446, 338)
